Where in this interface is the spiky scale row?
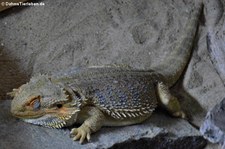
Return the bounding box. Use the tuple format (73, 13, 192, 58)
(45, 121, 66, 129)
(98, 105, 155, 120)
(24, 117, 67, 129)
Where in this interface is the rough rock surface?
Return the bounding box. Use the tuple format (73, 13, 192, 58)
(200, 98, 225, 146)
(0, 0, 224, 148)
(0, 100, 206, 149)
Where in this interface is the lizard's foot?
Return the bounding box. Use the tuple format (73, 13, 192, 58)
(172, 110, 186, 119)
(70, 124, 91, 144)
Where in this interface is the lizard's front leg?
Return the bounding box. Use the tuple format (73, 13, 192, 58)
(70, 106, 105, 144)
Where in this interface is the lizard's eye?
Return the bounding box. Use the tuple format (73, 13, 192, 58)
(29, 96, 41, 110)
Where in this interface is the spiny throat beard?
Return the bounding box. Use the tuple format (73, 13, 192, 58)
(23, 113, 78, 128)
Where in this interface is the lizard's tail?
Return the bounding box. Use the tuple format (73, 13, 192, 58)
(152, 1, 203, 87)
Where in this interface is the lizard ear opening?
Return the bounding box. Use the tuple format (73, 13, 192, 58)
(56, 104, 63, 108)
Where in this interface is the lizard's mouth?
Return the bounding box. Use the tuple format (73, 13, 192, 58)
(11, 109, 45, 120)
(12, 107, 80, 128)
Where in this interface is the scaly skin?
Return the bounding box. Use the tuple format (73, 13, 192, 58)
(9, 1, 203, 144)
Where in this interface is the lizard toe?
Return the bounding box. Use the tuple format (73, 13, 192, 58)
(70, 125, 91, 144)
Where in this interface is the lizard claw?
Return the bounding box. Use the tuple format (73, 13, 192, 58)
(172, 110, 186, 119)
(70, 124, 91, 144)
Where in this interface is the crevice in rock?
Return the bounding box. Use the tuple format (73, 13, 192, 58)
(109, 135, 207, 149)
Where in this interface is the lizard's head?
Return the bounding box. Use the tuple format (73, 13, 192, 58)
(10, 75, 80, 128)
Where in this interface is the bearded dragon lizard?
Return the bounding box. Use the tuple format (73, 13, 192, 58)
(9, 1, 203, 144)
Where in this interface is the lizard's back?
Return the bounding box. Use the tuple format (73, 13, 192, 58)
(52, 67, 164, 119)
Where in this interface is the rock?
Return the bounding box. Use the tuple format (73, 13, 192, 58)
(204, 0, 225, 87)
(0, 0, 197, 99)
(0, 100, 206, 149)
(200, 98, 225, 146)
(204, 143, 221, 149)
(0, 0, 225, 148)
(181, 0, 225, 129)
(109, 136, 206, 149)
(199, 1, 225, 148)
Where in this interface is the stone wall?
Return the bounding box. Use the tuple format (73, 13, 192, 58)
(0, 0, 224, 148)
